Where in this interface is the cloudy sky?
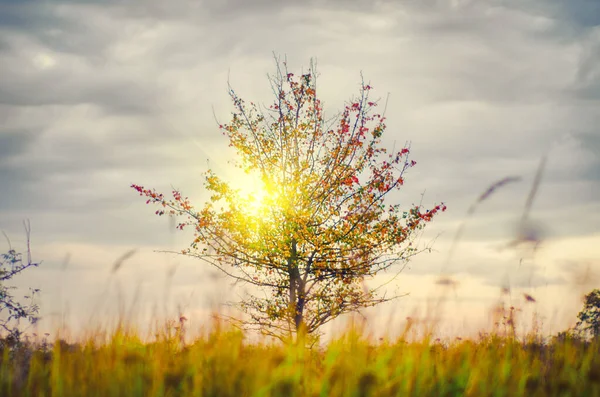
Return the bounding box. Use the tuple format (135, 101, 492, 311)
(1, 0, 599, 342)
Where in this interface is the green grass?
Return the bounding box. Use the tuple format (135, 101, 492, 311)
(1, 319, 598, 397)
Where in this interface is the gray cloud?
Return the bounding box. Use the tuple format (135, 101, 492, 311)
(573, 38, 600, 100)
(0, 43, 162, 113)
(0, 0, 595, 223)
(0, 128, 39, 160)
(555, 0, 600, 28)
(575, 132, 600, 182)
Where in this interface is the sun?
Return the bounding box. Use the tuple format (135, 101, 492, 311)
(236, 171, 273, 218)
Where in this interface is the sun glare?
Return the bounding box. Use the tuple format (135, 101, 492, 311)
(237, 172, 272, 217)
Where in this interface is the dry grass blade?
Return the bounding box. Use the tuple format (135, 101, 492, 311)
(523, 293, 536, 303)
(507, 154, 548, 250)
(442, 176, 522, 273)
(476, 176, 523, 207)
(520, 155, 547, 226)
(111, 249, 138, 274)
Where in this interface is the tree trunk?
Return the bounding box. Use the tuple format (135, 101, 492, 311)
(287, 238, 305, 334)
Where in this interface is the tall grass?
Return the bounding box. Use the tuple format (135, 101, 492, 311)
(0, 317, 599, 397)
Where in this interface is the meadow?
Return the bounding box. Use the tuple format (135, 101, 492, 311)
(2, 158, 598, 397)
(0, 313, 598, 397)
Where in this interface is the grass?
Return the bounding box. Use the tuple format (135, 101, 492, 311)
(0, 317, 599, 397)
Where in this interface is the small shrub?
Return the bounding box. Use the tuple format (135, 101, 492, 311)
(0, 223, 42, 350)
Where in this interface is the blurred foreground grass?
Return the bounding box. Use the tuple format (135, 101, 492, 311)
(1, 318, 598, 397)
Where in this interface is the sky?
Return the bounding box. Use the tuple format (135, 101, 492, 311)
(0, 0, 599, 343)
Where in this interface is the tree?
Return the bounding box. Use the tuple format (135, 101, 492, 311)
(0, 222, 41, 347)
(576, 289, 600, 339)
(132, 57, 445, 342)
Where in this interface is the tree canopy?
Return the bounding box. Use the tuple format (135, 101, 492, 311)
(132, 57, 445, 342)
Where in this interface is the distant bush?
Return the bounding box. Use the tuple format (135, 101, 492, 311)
(0, 224, 41, 349)
(576, 289, 600, 340)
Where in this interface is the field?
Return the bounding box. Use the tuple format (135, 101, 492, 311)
(0, 316, 598, 397)
(2, 156, 597, 396)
